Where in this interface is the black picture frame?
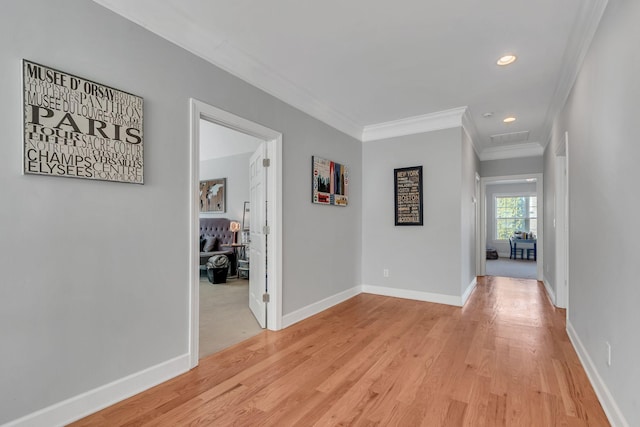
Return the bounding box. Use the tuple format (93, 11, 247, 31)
(22, 60, 144, 184)
(394, 166, 423, 226)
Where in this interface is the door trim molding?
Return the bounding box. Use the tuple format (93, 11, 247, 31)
(189, 99, 283, 369)
(554, 152, 568, 308)
(474, 172, 481, 278)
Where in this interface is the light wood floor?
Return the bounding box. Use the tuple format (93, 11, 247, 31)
(71, 276, 609, 426)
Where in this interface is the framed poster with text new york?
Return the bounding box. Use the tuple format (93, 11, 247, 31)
(394, 165, 423, 226)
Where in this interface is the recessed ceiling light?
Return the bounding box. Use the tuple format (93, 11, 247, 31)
(503, 116, 516, 123)
(497, 54, 517, 66)
(482, 112, 494, 118)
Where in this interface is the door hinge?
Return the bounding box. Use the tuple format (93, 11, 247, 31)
(263, 158, 271, 167)
(262, 293, 270, 303)
(263, 225, 270, 235)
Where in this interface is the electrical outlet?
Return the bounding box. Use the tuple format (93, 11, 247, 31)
(606, 342, 611, 366)
(383, 269, 389, 278)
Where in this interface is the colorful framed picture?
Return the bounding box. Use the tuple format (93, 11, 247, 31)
(312, 156, 348, 206)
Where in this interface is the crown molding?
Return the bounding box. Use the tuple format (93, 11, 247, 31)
(479, 142, 544, 161)
(92, 0, 363, 141)
(93, 0, 595, 154)
(209, 42, 363, 139)
(539, 0, 609, 147)
(362, 107, 468, 142)
(461, 107, 482, 158)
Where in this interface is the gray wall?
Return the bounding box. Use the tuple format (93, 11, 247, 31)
(545, 0, 640, 424)
(485, 182, 537, 256)
(283, 138, 362, 314)
(361, 128, 463, 298)
(480, 156, 543, 177)
(0, 0, 362, 423)
(461, 130, 480, 294)
(200, 152, 253, 223)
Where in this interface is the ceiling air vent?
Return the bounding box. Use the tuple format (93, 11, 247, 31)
(490, 130, 530, 144)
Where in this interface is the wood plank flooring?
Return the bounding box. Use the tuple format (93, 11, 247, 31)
(71, 276, 609, 426)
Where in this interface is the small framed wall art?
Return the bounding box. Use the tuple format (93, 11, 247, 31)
(312, 155, 348, 206)
(394, 165, 423, 226)
(200, 178, 226, 212)
(22, 60, 144, 184)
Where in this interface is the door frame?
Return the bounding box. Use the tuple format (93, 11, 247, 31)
(475, 172, 481, 275)
(479, 173, 544, 281)
(555, 131, 569, 311)
(188, 99, 283, 368)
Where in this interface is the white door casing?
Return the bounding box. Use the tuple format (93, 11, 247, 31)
(553, 131, 569, 310)
(555, 154, 567, 308)
(564, 132, 570, 317)
(475, 172, 481, 276)
(249, 144, 267, 328)
(189, 98, 282, 368)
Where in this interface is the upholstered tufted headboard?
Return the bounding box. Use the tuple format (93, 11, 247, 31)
(199, 217, 235, 246)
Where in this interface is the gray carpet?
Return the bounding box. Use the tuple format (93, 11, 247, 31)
(485, 257, 537, 279)
(199, 274, 263, 359)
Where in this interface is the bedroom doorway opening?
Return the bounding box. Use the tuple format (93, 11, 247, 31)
(189, 99, 283, 367)
(198, 119, 263, 359)
(479, 174, 543, 282)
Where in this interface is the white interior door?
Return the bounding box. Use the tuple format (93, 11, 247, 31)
(249, 143, 267, 328)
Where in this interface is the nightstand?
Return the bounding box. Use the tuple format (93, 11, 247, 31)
(237, 259, 249, 279)
(220, 243, 245, 277)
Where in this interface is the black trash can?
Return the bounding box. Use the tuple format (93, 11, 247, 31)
(206, 255, 229, 284)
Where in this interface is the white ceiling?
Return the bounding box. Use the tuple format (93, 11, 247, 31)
(94, 0, 607, 160)
(200, 119, 262, 161)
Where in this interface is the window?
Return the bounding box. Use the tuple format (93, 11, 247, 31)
(495, 195, 537, 240)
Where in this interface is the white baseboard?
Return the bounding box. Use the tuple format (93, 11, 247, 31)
(566, 322, 628, 427)
(542, 276, 557, 305)
(4, 354, 191, 427)
(361, 284, 461, 307)
(283, 283, 466, 329)
(282, 286, 362, 328)
(461, 277, 477, 306)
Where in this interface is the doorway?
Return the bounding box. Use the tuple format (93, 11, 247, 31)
(189, 99, 283, 368)
(479, 173, 544, 281)
(198, 119, 262, 359)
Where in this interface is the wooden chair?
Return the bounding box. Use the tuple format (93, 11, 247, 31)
(509, 238, 524, 259)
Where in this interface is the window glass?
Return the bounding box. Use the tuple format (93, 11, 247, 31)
(495, 196, 537, 240)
